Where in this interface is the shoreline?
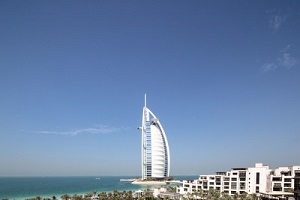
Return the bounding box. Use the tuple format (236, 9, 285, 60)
(0, 176, 198, 199)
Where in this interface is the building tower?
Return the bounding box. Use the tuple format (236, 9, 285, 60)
(139, 94, 170, 180)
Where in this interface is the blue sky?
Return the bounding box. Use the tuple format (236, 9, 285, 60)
(0, 1, 300, 176)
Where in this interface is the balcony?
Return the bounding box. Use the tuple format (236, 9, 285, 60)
(272, 177, 282, 181)
(281, 171, 291, 176)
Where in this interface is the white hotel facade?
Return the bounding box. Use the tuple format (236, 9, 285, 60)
(138, 95, 170, 180)
(177, 163, 300, 198)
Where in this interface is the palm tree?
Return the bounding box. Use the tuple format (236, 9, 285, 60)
(61, 194, 70, 200)
(239, 192, 248, 200)
(194, 188, 204, 199)
(127, 190, 133, 200)
(98, 192, 107, 199)
(185, 192, 192, 200)
(233, 193, 239, 200)
(112, 189, 120, 199)
(248, 193, 258, 200)
(71, 194, 83, 200)
(206, 188, 220, 200)
(221, 192, 232, 200)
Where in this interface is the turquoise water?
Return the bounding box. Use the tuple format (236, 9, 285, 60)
(0, 176, 197, 199)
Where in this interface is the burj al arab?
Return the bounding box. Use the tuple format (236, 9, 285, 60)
(138, 94, 170, 180)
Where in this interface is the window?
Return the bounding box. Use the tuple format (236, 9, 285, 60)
(239, 172, 246, 177)
(273, 187, 282, 192)
(284, 183, 291, 187)
(273, 183, 282, 192)
(231, 182, 237, 190)
(233, 172, 238, 175)
(231, 178, 237, 181)
(240, 183, 246, 190)
(284, 178, 292, 182)
(284, 188, 292, 192)
(256, 173, 260, 184)
(256, 186, 259, 193)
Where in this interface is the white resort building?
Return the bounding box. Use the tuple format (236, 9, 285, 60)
(177, 163, 300, 199)
(138, 94, 170, 180)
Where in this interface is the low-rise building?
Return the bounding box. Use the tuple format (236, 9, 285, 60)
(177, 163, 300, 199)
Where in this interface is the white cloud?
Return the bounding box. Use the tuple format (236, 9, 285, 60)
(280, 44, 291, 53)
(269, 15, 287, 31)
(261, 45, 298, 72)
(278, 53, 297, 69)
(261, 63, 278, 72)
(37, 125, 121, 136)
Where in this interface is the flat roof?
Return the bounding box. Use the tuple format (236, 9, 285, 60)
(231, 168, 247, 170)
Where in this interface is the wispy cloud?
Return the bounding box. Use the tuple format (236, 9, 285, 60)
(278, 53, 297, 69)
(280, 44, 291, 53)
(36, 125, 122, 136)
(261, 63, 278, 72)
(269, 15, 287, 31)
(261, 45, 298, 72)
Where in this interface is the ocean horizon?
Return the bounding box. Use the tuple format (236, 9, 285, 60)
(0, 175, 198, 200)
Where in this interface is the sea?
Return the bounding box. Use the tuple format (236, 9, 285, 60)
(0, 176, 198, 200)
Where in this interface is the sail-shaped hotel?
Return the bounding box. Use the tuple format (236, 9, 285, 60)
(138, 95, 170, 180)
